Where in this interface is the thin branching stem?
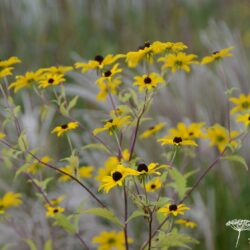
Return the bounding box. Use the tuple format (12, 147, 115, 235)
(123, 185, 129, 250)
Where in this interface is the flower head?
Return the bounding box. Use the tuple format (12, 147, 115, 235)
(46, 205, 64, 217)
(236, 113, 250, 127)
(99, 165, 138, 193)
(92, 230, 133, 250)
(136, 162, 165, 176)
(140, 122, 166, 139)
(145, 178, 162, 192)
(75, 54, 124, 72)
(0, 192, 22, 214)
(38, 73, 65, 88)
(134, 72, 164, 92)
(159, 52, 198, 73)
(51, 122, 79, 136)
(93, 116, 131, 135)
(201, 47, 233, 64)
(230, 93, 250, 114)
(26, 156, 51, 174)
(158, 203, 190, 216)
(151, 41, 187, 54)
(205, 124, 239, 152)
(0, 57, 21, 78)
(175, 219, 197, 229)
(158, 135, 198, 147)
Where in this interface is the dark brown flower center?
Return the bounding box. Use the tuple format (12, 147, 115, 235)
(53, 208, 59, 213)
(169, 204, 177, 211)
(61, 124, 68, 129)
(138, 42, 151, 50)
(94, 55, 104, 64)
(248, 116, 250, 121)
(112, 171, 123, 181)
(48, 78, 54, 84)
(150, 184, 156, 189)
(242, 101, 250, 109)
(189, 132, 194, 136)
(107, 238, 116, 244)
(173, 136, 182, 144)
(104, 70, 112, 77)
(149, 126, 155, 130)
(175, 60, 183, 66)
(137, 163, 148, 172)
(144, 77, 152, 84)
(216, 135, 225, 142)
(213, 51, 219, 55)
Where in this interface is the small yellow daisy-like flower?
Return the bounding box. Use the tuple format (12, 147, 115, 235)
(9, 71, 42, 92)
(0, 133, 6, 139)
(168, 122, 205, 140)
(126, 42, 153, 68)
(46, 205, 64, 217)
(159, 52, 198, 73)
(140, 122, 166, 139)
(51, 122, 79, 136)
(136, 162, 166, 176)
(229, 93, 250, 114)
(26, 156, 51, 174)
(0, 56, 21, 78)
(158, 203, 190, 216)
(158, 135, 198, 147)
(99, 165, 139, 193)
(38, 73, 65, 88)
(96, 78, 121, 101)
(145, 178, 162, 192)
(39, 65, 73, 74)
(93, 116, 131, 136)
(151, 41, 187, 54)
(59, 165, 93, 182)
(75, 54, 124, 72)
(49, 195, 65, 207)
(92, 230, 133, 250)
(134, 72, 164, 92)
(175, 219, 197, 229)
(205, 124, 239, 152)
(0, 192, 22, 214)
(236, 113, 250, 127)
(201, 47, 233, 64)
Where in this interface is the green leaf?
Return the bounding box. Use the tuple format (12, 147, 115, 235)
(126, 210, 147, 224)
(44, 240, 53, 250)
(67, 96, 79, 112)
(168, 168, 187, 199)
(18, 131, 29, 152)
(1, 243, 15, 250)
(221, 155, 248, 170)
(152, 229, 199, 249)
(53, 214, 76, 234)
(80, 208, 123, 227)
(25, 239, 37, 250)
(14, 163, 30, 179)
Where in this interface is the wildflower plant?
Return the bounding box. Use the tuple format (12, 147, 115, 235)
(0, 40, 249, 249)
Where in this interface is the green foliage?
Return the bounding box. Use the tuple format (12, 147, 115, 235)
(221, 155, 248, 170)
(25, 239, 37, 250)
(53, 214, 77, 234)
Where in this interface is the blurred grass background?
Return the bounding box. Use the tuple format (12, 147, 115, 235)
(1, 0, 250, 249)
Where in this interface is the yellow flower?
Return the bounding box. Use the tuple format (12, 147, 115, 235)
(158, 203, 190, 216)
(151, 41, 187, 54)
(0, 133, 6, 139)
(96, 78, 121, 101)
(201, 47, 233, 64)
(59, 165, 93, 182)
(99, 165, 139, 193)
(26, 156, 51, 174)
(136, 162, 166, 176)
(145, 178, 162, 192)
(46, 205, 64, 217)
(0, 57, 21, 78)
(93, 116, 131, 135)
(205, 124, 239, 152)
(92, 231, 133, 250)
(158, 135, 198, 147)
(38, 73, 65, 88)
(39, 65, 73, 74)
(175, 219, 197, 228)
(49, 195, 65, 207)
(236, 113, 250, 127)
(51, 122, 79, 136)
(75, 54, 124, 72)
(126, 42, 154, 68)
(0, 192, 22, 214)
(159, 52, 198, 73)
(134, 72, 164, 92)
(9, 71, 41, 92)
(168, 122, 205, 140)
(229, 93, 250, 114)
(140, 122, 166, 139)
